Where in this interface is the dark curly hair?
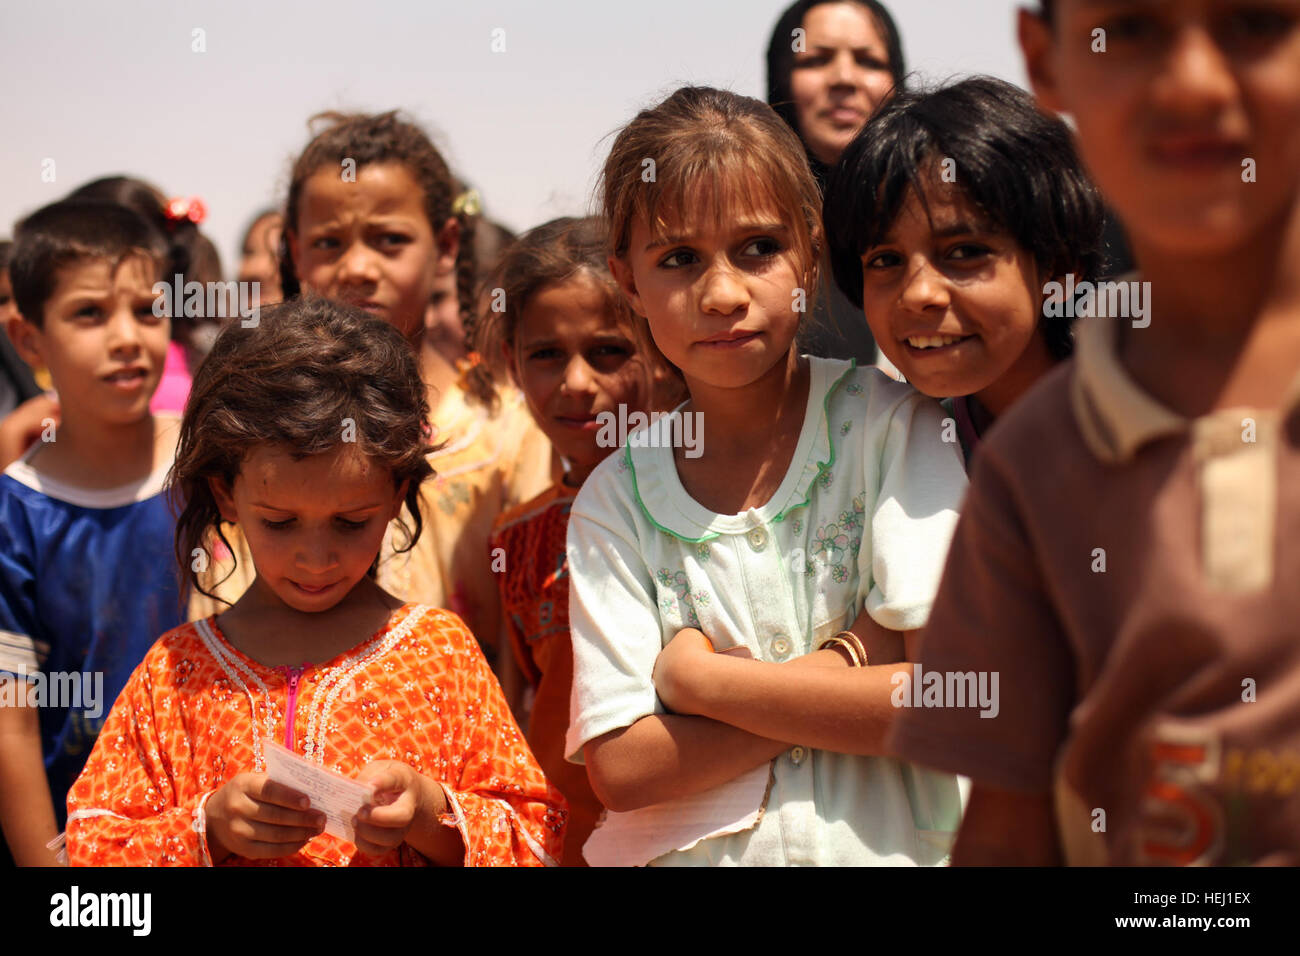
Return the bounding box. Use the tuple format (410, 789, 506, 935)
(169, 296, 436, 605)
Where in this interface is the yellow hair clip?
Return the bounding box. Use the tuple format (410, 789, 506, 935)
(451, 189, 481, 217)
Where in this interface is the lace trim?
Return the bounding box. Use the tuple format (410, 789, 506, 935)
(195, 617, 276, 771)
(303, 604, 429, 763)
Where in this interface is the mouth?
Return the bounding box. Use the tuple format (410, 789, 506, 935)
(699, 329, 761, 349)
(902, 333, 973, 353)
(1148, 135, 1247, 171)
(290, 579, 341, 596)
(102, 367, 149, 390)
(342, 298, 386, 316)
(554, 413, 602, 431)
(824, 106, 866, 126)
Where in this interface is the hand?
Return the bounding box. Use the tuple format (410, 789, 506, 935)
(652, 627, 716, 715)
(352, 760, 445, 859)
(0, 393, 59, 468)
(204, 773, 325, 863)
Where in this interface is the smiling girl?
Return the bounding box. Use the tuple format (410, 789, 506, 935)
(824, 76, 1105, 461)
(563, 87, 969, 866)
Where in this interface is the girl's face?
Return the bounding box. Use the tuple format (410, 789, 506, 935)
(611, 197, 807, 395)
(1021, 0, 1300, 256)
(211, 443, 408, 614)
(790, 2, 896, 167)
(509, 274, 648, 484)
(859, 179, 1054, 415)
(289, 162, 454, 343)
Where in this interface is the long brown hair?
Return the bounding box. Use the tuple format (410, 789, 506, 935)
(170, 296, 435, 605)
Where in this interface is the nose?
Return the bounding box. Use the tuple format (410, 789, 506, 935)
(699, 260, 749, 317)
(337, 239, 381, 286)
(295, 528, 338, 576)
(898, 257, 950, 314)
(561, 354, 596, 395)
(106, 302, 144, 357)
(1154, 23, 1237, 118)
(828, 49, 857, 87)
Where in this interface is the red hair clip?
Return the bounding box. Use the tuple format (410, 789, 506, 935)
(164, 196, 207, 226)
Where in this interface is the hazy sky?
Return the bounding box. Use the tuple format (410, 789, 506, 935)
(1, 0, 1031, 269)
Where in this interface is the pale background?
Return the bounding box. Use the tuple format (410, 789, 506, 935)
(0, 0, 1033, 268)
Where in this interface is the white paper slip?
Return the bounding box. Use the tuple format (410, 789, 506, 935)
(582, 761, 772, 867)
(262, 741, 376, 843)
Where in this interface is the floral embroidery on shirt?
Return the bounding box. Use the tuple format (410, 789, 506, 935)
(845, 382, 863, 396)
(655, 567, 708, 628)
(840, 421, 852, 436)
(812, 523, 850, 565)
(695, 542, 711, 563)
(818, 469, 834, 489)
(792, 518, 803, 535)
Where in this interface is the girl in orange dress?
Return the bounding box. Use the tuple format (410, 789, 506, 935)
(65, 298, 566, 867)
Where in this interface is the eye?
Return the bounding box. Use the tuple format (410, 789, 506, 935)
(74, 304, 103, 320)
(1221, 7, 1296, 42)
(948, 243, 991, 261)
(527, 347, 563, 362)
(855, 52, 890, 71)
(863, 250, 902, 269)
(310, 235, 340, 251)
(336, 517, 369, 531)
(261, 517, 294, 531)
(1100, 13, 1162, 42)
(659, 249, 697, 269)
(742, 237, 782, 258)
(792, 52, 831, 69)
(376, 232, 411, 248)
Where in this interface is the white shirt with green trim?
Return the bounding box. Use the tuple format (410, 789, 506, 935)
(565, 356, 970, 866)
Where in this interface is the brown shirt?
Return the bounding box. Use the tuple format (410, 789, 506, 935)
(888, 314, 1300, 865)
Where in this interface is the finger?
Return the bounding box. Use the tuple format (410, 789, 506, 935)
(251, 778, 313, 811)
(249, 800, 327, 830)
(354, 765, 401, 793)
(235, 837, 317, 860)
(359, 790, 417, 829)
(352, 823, 402, 856)
(236, 817, 325, 846)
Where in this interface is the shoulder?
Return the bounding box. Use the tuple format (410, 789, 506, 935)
(977, 361, 1083, 480)
(492, 483, 573, 539)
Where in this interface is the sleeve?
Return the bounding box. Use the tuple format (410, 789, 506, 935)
(0, 495, 44, 682)
(885, 447, 1074, 793)
(489, 523, 540, 689)
(562, 495, 665, 764)
(436, 622, 567, 867)
(860, 390, 969, 631)
(64, 653, 216, 866)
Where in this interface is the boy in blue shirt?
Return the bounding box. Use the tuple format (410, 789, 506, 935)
(0, 200, 182, 865)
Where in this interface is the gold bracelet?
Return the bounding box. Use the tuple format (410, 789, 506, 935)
(833, 630, 869, 668)
(817, 635, 862, 667)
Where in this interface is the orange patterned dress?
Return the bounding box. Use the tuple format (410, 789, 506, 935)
(491, 483, 604, 866)
(65, 604, 566, 866)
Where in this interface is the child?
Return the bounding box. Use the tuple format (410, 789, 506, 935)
(0, 199, 181, 866)
(65, 298, 565, 866)
(823, 76, 1105, 463)
(564, 86, 969, 866)
(481, 216, 672, 865)
(237, 208, 284, 306)
(0, 241, 42, 420)
(888, 0, 1300, 865)
(196, 112, 552, 701)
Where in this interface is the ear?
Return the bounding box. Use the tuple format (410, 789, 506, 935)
(208, 475, 239, 525)
(1018, 7, 1067, 115)
(434, 217, 460, 278)
(6, 315, 45, 369)
(608, 255, 648, 318)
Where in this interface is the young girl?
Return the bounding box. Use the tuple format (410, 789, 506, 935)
(480, 216, 679, 866)
(822, 76, 1105, 463)
(65, 298, 565, 866)
(193, 112, 553, 702)
(564, 86, 969, 866)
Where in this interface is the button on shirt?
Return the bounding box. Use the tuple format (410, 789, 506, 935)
(566, 357, 970, 865)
